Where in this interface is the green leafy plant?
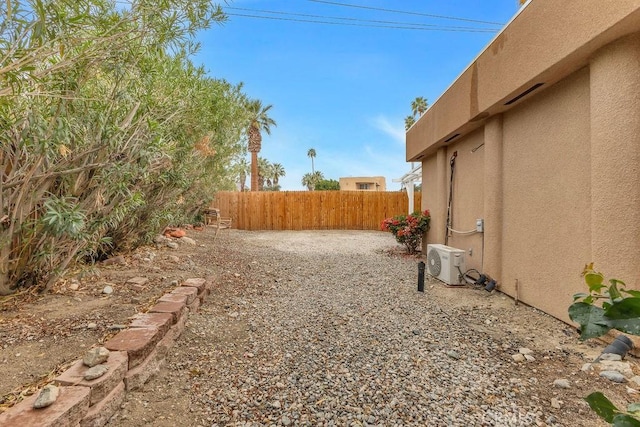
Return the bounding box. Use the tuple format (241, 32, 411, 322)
(568, 263, 640, 426)
(569, 263, 640, 340)
(380, 210, 430, 254)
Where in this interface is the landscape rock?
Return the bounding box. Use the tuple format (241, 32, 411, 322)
(166, 242, 179, 249)
(519, 347, 533, 355)
(102, 285, 114, 295)
(153, 234, 169, 244)
(33, 384, 59, 409)
(511, 353, 526, 362)
(180, 236, 197, 245)
(599, 353, 623, 361)
(598, 360, 634, 378)
(84, 364, 109, 380)
(550, 398, 562, 409)
(553, 379, 570, 389)
(83, 347, 110, 367)
(600, 370, 626, 383)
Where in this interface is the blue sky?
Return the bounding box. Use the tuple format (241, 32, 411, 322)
(193, 1, 522, 190)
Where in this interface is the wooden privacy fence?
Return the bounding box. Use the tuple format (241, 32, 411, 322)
(212, 191, 422, 231)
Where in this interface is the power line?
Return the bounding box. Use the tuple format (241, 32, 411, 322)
(307, 0, 505, 26)
(225, 6, 502, 32)
(224, 13, 499, 33)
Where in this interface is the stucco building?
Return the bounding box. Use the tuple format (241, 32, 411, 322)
(406, 1, 640, 323)
(339, 177, 386, 191)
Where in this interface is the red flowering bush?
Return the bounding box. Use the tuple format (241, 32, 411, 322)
(380, 210, 431, 254)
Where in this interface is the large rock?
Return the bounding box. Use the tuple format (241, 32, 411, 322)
(83, 347, 110, 368)
(33, 385, 60, 409)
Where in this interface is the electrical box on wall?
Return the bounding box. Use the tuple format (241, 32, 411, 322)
(476, 219, 484, 233)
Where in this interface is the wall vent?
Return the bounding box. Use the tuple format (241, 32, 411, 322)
(444, 133, 461, 143)
(504, 83, 544, 105)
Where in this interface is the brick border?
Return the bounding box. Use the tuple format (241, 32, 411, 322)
(0, 277, 215, 427)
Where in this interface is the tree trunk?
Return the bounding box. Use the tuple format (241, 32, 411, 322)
(250, 150, 259, 191)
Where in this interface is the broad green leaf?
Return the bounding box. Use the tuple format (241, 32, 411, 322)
(568, 303, 610, 340)
(585, 392, 619, 423)
(585, 271, 605, 291)
(612, 414, 640, 427)
(624, 290, 640, 298)
(603, 298, 640, 335)
(627, 403, 640, 414)
(605, 298, 640, 319)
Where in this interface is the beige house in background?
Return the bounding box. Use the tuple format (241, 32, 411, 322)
(339, 176, 386, 191)
(406, 0, 640, 323)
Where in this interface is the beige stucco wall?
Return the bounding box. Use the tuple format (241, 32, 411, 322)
(442, 129, 485, 274)
(501, 68, 592, 322)
(408, 1, 640, 324)
(339, 177, 386, 191)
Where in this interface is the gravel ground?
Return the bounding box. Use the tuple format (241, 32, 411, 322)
(109, 230, 616, 427)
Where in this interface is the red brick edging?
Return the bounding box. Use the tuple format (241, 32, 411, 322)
(0, 277, 213, 427)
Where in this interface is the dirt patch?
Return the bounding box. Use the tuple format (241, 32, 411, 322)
(0, 227, 222, 406)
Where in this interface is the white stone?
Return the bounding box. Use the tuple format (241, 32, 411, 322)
(598, 360, 634, 378)
(553, 379, 570, 389)
(102, 285, 113, 295)
(180, 236, 197, 245)
(600, 370, 626, 383)
(519, 347, 533, 355)
(524, 354, 536, 362)
(551, 398, 562, 409)
(511, 354, 526, 362)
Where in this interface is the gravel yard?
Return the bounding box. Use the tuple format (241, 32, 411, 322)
(106, 229, 625, 426)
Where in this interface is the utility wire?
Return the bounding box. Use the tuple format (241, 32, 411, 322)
(225, 6, 502, 32)
(307, 0, 505, 26)
(224, 13, 499, 33)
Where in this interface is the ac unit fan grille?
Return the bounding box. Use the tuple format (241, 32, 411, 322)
(427, 248, 441, 277)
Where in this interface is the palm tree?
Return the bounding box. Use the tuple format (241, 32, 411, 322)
(302, 171, 324, 191)
(411, 97, 428, 117)
(307, 148, 316, 173)
(272, 163, 285, 186)
(246, 100, 276, 191)
(257, 157, 273, 190)
(404, 115, 416, 131)
(238, 158, 250, 191)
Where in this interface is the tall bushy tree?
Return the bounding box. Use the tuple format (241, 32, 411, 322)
(0, 0, 250, 294)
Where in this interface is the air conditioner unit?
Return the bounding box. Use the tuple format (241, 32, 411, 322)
(426, 244, 466, 286)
